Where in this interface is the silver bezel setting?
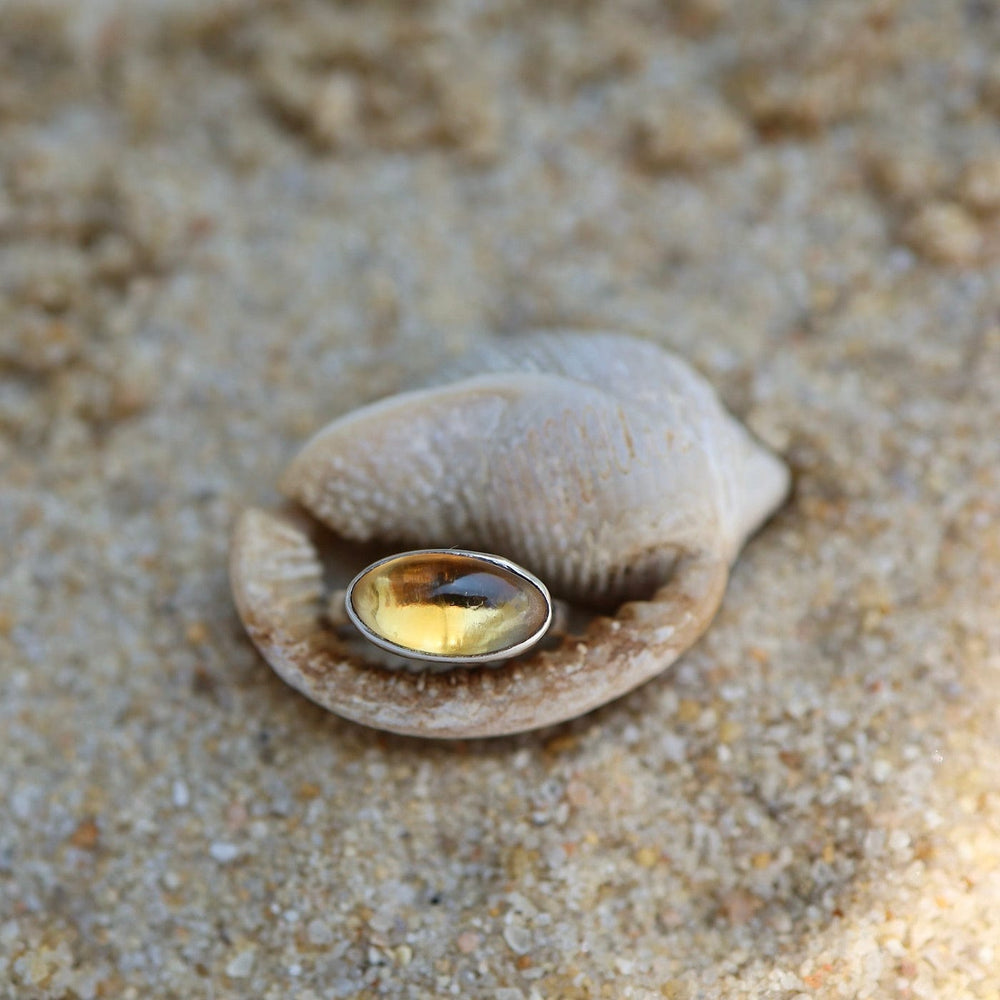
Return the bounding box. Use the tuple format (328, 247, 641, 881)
(344, 548, 554, 664)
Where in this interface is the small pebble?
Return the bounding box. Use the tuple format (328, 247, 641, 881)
(456, 931, 480, 954)
(225, 947, 255, 978)
(661, 732, 687, 763)
(957, 155, 1000, 214)
(635, 846, 659, 868)
(565, 779, 592, 808)
(209, 842, 240, 863)
(871, 759, 893, 783)
(631, 97, 749, 171)
(172, 780, 190, 808)
(495, 989, 525, 1000)
(310, 74, 362, 149)
(503, 923, 533, 955)
(11, 787, 35, 821)
(184, 622, 208, 645)
(307, 919, 334, 946)
(68, 819, 100, 850)
(888, 829, 911, 853)
(902, 202, 982, 266)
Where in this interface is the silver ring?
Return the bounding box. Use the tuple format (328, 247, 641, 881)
(344, 548, 554, 664)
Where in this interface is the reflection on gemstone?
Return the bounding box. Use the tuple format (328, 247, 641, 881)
(347, 550, 551, 661)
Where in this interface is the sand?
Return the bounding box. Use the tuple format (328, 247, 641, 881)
(1, 1, 999, 997)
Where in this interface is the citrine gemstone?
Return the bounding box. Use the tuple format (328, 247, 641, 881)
(347, 550, 551, 661)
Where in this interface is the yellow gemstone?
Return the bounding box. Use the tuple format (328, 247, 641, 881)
(347, 550, 551, 661)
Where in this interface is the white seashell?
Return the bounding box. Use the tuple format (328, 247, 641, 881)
(230, 331, 789, 738)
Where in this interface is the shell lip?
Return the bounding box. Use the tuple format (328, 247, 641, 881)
(343, 547, 555, 665)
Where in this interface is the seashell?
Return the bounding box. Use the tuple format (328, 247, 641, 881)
(230, 331, 789, 738)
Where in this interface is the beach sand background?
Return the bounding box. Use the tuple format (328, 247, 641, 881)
(1, 1, 999, 997)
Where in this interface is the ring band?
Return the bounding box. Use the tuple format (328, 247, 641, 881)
(339, 548, 555, 664)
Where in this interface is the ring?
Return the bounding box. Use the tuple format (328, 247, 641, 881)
(342, 548, 555, 664)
